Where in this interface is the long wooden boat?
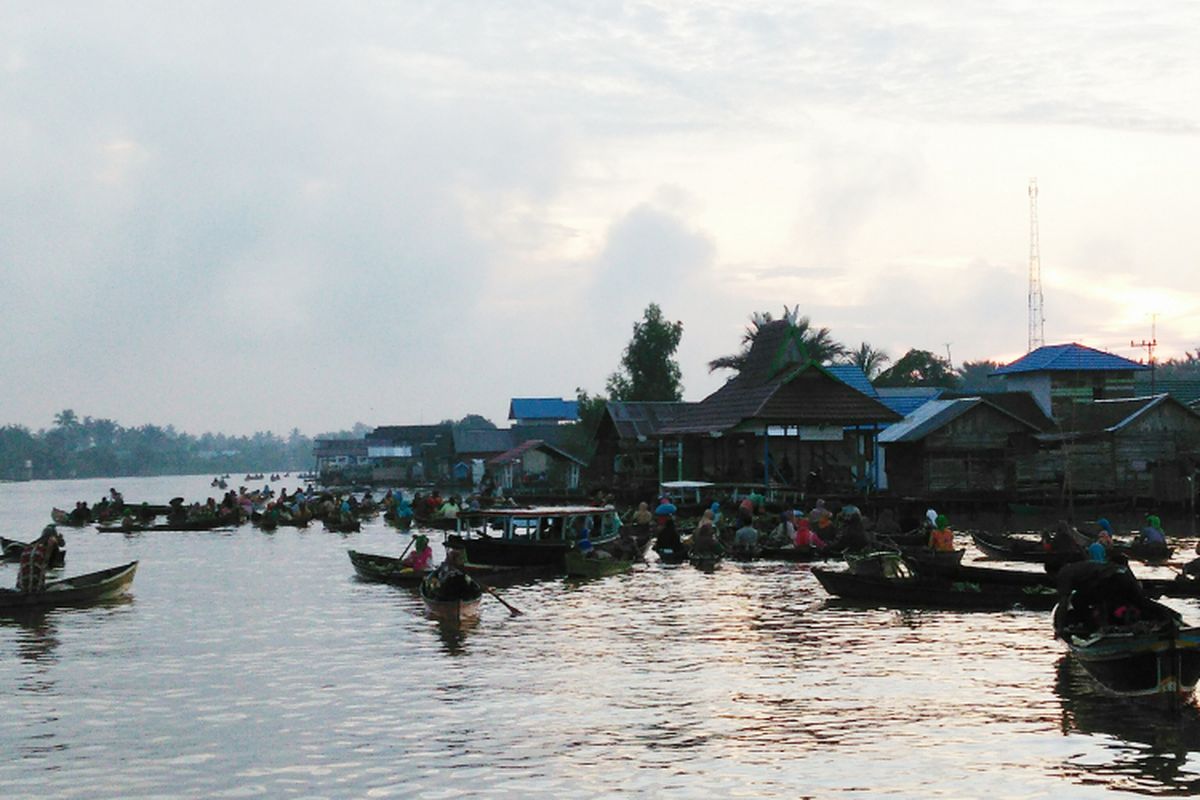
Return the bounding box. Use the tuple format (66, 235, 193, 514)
(348, 550, 429, 585)
(449, 506, 621, 568)
(564, 549, 633, 578)
(419, 570, 483, 624)
(0, 562, 138, 610)
(1054, 561, 1200, 698)
(50, 508, 90, 527)
(97, 517, 237, 533)
(323, 518, 361, 533)
(812, 566, 1059, 610)
(1, 536, 66, 567)
(973, 530, 1172, 565)
(1059, 621, 1200, 698)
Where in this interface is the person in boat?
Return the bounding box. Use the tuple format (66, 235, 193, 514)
(928, 515, 955, 552)
(1086, 532, 1111, 564)
(630, 501, 654, 527)
(612, 525, 642, 560)
(833, 508, 872, 553)
(793, 517, 827, 551)
(766, 511, 797, 548)
(68, 501, 92, 524)
(401, 535, 434, 571)
(424, 548, 477, 599)
(16, 526, 65, 593)
(809, 499, 833, 533)
(655, 515, 684, 554)
(708, 501, 723, 527)
(438, 496, 461, 519)
(733, 520, 759, 554)
(1137, 514, 1166, 546)
(736, 497, 754, 527)
(1045, 520, 1086, 557)
(1053, 554, 1154, 635)
(690, 520, 720, 557)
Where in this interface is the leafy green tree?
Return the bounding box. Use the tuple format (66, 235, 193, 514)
(454, 414, 497, 430)
(875, 349, 960, 388)
(956, 360, 1001, 391)
(850, 342, 890, 380)
(708, 306, 846, 374)
(607, 303, 684, 401)
(53, 409, 79, 429)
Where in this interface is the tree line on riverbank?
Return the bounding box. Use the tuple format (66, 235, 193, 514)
(0, 411, 372, 481)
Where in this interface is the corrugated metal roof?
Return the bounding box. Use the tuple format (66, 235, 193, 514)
(605, 401, 691, 440)
(878, 399, 980, 443)
(451, 428, 517, 456)
(508, 398, 579, 421)
(875, 387, 945, 418)
(488, 439, 586, 466)
(992, 343, 1149, 376)
(825, 364, 879, 398)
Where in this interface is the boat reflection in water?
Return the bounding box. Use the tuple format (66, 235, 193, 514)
(1055, 656, 1200, 794)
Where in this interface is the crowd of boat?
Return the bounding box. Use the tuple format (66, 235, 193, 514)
(6, 482, 1200, 704)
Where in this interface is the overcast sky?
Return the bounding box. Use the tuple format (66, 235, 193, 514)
(4, 1, 1199, 436)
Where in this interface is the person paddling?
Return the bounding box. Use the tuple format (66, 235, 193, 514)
(401, 535, 434, 572)
(17, 525, 64, 593)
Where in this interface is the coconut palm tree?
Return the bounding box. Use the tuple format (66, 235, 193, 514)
(850, 342, 890, 380)
(707, 306, 846, 374)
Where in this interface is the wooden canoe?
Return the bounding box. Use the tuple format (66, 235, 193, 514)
(348, 550, 429, 585)
(50, 508, 90, 527)
(419, 571, 483, 624)
(0, 562, 138, 611)
(813, 566, 1058, 610)
(973, 530, 1172, 565)
(1, 536, 66, 568)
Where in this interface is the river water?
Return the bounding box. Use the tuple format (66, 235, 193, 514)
(3, 475, 1200, 798)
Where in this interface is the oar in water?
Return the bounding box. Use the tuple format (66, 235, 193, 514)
(476, 579, 522, 616)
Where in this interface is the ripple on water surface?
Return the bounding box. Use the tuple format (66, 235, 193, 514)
(4, 476, 1200, 797)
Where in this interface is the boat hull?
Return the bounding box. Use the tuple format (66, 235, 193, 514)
(347, 550, 428, 585)
(457, 536, 571, 568)
(813, 567, 1059, 610)
(419, 573, 484, 624)
(0, 562, 138, 611)
(1066, 627, 1200, 697)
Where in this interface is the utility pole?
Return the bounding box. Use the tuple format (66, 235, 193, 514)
(1131, 314, 1159, 394)
(1027, 179, 1045, 352)
(944, 342, 953, 370)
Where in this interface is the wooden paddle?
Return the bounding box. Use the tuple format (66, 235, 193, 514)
(477, 580, 523, 615)
(391, 537, 418, 572)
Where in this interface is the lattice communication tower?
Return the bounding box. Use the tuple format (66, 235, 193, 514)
(1027, 178, 1045, 352)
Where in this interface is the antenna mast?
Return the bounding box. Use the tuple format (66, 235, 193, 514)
(1028, 178, 1045, 352)
(1131, 314, 1159, 395)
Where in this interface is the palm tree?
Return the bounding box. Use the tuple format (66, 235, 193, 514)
(707, 306, 846, 374)
(850, 342, 890, 380)
(53, 409, 79, 429)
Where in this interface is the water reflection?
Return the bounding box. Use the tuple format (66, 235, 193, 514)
(1055, 655, 1200, 794)
(2, 610, 60, 666)
(432, 617, 477, 656)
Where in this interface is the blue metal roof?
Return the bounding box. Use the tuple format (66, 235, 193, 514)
(875, 387, 946, 417)
(991, 343, 1149, 376)
(825, 364, 879, 398)
(508, 398, 580, 421)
